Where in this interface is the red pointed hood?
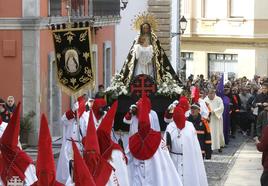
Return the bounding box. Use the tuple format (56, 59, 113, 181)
(33, 114, 64, 186)
(1, 102, 21, 147)
(77, 96, 86, 118)
(72, 140, 96, 186)
(97, 100, 118, 136)
(0, 102, 33, 185)
(173, 106, 186, 130)
(178, 96, 190, 113)
(192, 86, 200, 104)
(137, 93, 151, 139)
(97, 101, 122, 160)
(92, 98, 107, 120)
(84, 110, 100, 153)
(83, 111, 113, 185)
(129, 93, 161, 160)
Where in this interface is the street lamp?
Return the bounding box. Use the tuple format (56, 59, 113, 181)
(121, 0, 128, 10)
(170, 15, 187, 81)
(171, 16, 187, 37)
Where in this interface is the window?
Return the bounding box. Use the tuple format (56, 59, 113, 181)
(103, 41, 112, 88)
(71, 0, 85, 16)
(203, 0, 227, 19)
(181, 52, 193, 60)
(181, 52, 194, 81)
(208, 53, 238, 79)
(49, 0, 61, 16)
(91, 0, 120, 17)
(230, 0, 244, 18)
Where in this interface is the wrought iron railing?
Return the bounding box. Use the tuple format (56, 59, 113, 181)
(91, 0, 120, 17)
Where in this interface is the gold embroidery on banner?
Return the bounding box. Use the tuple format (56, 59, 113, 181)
(69, 84, 79, 90)
(61, 78, 68, 85)
(64, 31, 76, 44)
(79, 30, 88, 42)
(53, 33, 62, 43)
(58, 69, 63, 79)
(84, 67, 92, 78)
(83, 52, 90, 61)
(56, 53, 61, 62)
(70, 78, 77, 86)
(79, 75, 90, 83)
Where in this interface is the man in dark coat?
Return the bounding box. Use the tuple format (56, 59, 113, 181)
(187, 103, 212, 159)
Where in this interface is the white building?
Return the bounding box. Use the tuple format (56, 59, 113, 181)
(180, 0, 268, 79)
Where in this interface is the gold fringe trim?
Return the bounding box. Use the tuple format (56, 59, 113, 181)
(56, 74, 95, 99)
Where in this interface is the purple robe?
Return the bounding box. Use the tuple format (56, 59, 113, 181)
(222, 96, 230, 144)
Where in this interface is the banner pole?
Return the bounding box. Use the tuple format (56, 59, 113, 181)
(66, 0, 71, 26)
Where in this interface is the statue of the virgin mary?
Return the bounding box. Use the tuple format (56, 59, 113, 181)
(119, 12, 180, 86)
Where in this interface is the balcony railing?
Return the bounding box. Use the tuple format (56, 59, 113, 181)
(91, 0, 120, 17)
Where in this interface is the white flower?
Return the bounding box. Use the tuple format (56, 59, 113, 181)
(157, 74, 183, 96)
(106, 73, 128, 96)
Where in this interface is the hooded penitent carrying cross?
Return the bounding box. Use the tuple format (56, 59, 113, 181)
(164, 96, 190, 123)
(32, 114, 64, 186)
(56, 96, 90, 185)
(0, 102, 37, 186)
(96, 101, 130, 186)
(127, 93, 183, 186)
(83, 110, 113, 185)
(164, 105, 209, 186)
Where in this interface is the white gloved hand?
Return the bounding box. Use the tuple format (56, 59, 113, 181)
(172, 100, 179, 106)
(129, 104, 137, 110)
(168, 103, 175, 110)
(72, 101, 79, 112)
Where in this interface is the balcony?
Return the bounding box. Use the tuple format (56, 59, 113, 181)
(91, 0, 120, 17)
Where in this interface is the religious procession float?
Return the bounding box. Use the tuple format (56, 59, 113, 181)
(105, 12, 183, 131)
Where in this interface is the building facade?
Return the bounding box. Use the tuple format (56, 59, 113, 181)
(0, 0, 121, 144)
(180, 0, 268, 80)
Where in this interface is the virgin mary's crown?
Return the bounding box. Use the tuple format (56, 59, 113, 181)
(132, 12, 158, 32)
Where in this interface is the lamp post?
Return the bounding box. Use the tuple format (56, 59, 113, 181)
(121, 0, 128, 10)
(171, 16, 187, 37)
(171, 16, 187, 81)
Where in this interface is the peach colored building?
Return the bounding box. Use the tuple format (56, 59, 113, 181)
(0, 0, 121, 144)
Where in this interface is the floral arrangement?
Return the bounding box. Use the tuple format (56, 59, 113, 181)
(105, 73, 129, 98)
(156, 73, 183, 97)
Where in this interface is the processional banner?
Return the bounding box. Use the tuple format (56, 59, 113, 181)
(52, 28, 94, 97)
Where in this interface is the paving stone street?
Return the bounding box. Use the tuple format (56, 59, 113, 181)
(205, 134, 247, 185)
(22, 132, 263, 186)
